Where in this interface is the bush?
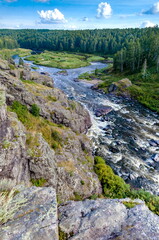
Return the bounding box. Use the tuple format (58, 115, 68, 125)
(94, 156, 130, 198)
(11, 101, 28, 124)
(31, 178, 47, 187)
(94, 156, 159, 215)
(30, 104, 40, 117)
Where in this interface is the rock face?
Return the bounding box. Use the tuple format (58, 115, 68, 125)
(0, 187, 58, 240)
(59, 198, 159, 240)
(0, 84, 30, 185)
(0, 67, 91, 134)
(31, 71, 54, 88)
(0, 60, 101, 201)
(0, 59, 10, 70)
(28, 129, 101, 201)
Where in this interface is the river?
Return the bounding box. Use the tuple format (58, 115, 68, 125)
(14, 56, 159, 195)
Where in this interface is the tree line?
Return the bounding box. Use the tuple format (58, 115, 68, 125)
(0, 27, 159, 72)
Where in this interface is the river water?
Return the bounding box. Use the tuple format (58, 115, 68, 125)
(15, 56, 159, 194)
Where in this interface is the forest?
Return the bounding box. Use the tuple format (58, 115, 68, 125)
(0, 27, 159, 72)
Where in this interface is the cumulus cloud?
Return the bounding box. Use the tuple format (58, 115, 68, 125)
(140, 20, 156, 28)
(143, 2, 159, 14)
(96, 2, 112, 19)
(38, 9, 67, 24)
(83, 17, 88, 21)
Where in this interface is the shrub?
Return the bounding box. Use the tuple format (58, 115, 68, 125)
(11, 101, 28, 124)
(30, 104, 40, 117)
(94, 156, 159, 215)
(51, 129, 62, 142)
(31, 178, 47, 187)
(94, 156, 130, 198)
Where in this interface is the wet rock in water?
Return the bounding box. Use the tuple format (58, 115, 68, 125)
(40, 71, 49, 75)
(57, 70, 68, 76)
(74, 78, 80, 82)
(153, 154, 159, 162)
(0, 187, 58, 240)
(91, 84, 99, 90)
(95, 106, 113, 117)
(59, 198, 159, 240)
(149, 139, 159, 147)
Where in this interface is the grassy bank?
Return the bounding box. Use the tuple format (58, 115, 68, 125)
(79, 65, 159, 113)
(0, 48, 31, 60)
(25, 51, 105, 69)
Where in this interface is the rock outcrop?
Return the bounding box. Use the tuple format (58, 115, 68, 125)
(59, 198, 159, 240)
(0, 84, 30, 185)
(0, 67, 91, 134)
(0, 60, 101, 201)
(0, 187, 58, 240)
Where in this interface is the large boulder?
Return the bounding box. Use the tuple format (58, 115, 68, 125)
(0, 187, 58, 240)
(59, 198, 159, 240)
(31, 71, 54, 88)
(108, 78, 132, 93)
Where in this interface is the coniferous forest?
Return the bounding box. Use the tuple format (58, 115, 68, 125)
(0, 27, 159, 72)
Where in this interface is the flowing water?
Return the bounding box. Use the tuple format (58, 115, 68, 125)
(14, 56, 159, 194)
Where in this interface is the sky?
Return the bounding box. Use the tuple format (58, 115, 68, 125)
(0, 0, 159, 29)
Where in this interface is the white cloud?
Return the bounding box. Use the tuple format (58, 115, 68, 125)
(143, 2, 159, 14)
(140, 20, 156, 28)
(4, 0, 17, 2)
(96, 2, 112, 19)
(38, 9, 67, 24)
(35, 0, 50, 2)
(83, 17, 88, 22)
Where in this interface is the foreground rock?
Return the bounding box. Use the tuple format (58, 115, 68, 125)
(0, 187, 58, 240)
(59, 198, 159, 240)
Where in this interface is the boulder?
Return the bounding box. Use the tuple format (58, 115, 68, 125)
(0, 59, 10, 70)
(59, 198, 159, 240)
(31, 71, 54, 88)
(108, 78, 132, 93)
(0, 187, 58, 240)
(95, 106, 113, 117)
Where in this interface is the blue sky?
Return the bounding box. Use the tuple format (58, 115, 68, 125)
(0, 0, 159, 29)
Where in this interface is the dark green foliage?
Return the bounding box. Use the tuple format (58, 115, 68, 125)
(80, 180, 85, 185)
(94, 156, 130, 198)
(30, 104, 40, 117)
(51, 129, 62, 142)
(94, 156, 159, 215)
(11, 101, 28, 124)
(31, 178, 47, 187)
